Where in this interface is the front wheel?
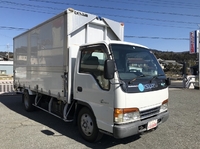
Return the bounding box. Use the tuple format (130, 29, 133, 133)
(77, 107, 103, 142)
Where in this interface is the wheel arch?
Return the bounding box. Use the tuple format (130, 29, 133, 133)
(76, 102, 103, 142)
(74, 100, 96, 125)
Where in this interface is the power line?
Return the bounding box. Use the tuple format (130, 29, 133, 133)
(3, 1, 199, 24)
(1, 1, 199, 28)
(30, 0, 200, 18)
(125, 22, 194, 29)
(0, 25, 190, 41)
(1, 0, 62, 11)
(0, 26, 28, 31)
(125, 35, 189, 40)
(0, 24, 190, 40)
(143, 0, 200, 7)
(92, 12, 200, 26)
(100, 0, 200, 9)
(125, 0, 200, 7)
(0, 1, 194, 41)
(0, 6, 55, 15)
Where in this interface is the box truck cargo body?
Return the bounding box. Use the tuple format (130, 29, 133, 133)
(13, 8, 170, 142)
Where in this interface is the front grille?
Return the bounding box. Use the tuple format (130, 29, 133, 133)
(140, 106, 160, 120)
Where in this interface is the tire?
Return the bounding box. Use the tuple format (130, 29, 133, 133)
(77, 107, 103, 142)
(23, 90, 35, 112)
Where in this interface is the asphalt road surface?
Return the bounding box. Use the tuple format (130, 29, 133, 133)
(0, 88, 200, 149)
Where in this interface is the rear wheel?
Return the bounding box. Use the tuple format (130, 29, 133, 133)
(23, 90, 35, 112)
(77, 107, 103, 142)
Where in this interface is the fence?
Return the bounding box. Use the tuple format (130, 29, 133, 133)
(0, 79, 14, 94)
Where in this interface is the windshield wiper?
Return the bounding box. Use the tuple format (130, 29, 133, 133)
(128, 74, 146, 84)
(149, 74, 165, 83)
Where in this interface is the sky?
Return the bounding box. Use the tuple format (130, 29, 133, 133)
(0, 0, 200, 53)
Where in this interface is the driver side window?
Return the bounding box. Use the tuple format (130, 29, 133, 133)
(79, 46, 109, 90)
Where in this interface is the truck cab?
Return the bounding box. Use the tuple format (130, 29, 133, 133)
(74, 40, 170, 140)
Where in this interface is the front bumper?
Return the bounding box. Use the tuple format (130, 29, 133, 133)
(113, 111, 169, 139)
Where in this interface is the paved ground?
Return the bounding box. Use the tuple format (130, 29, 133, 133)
(0, 86, 200, 149)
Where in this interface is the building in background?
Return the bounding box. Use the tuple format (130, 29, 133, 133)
(0, 61, 13, 76)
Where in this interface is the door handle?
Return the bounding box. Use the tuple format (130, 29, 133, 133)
(77, 86, 82, 92)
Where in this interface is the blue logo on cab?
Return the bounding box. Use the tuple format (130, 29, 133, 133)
(138, 83, 145, 92)
(138, 83, 156, 92)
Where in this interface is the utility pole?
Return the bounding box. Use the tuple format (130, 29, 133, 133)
(198, 31, 200, 89)
(7, 43, 9, 60)
(198, 25, 200, 89)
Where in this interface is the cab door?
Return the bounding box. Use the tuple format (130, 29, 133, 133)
(74, 44, 114, 133)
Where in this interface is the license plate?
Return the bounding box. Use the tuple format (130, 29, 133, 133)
(147, 119, 157, 130)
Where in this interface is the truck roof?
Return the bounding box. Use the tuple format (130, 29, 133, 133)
(13, 8, 124, 41)
(80, 40, 149, 49)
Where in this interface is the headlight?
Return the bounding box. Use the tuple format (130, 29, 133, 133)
(114, 108, 140, 124)
(160, 99, 168, 113)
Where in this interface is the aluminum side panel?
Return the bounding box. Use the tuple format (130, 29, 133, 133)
(14, 15, 66, 98)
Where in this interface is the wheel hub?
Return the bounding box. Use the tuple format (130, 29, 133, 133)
(81, 114, 93, 136)
(83, 120, 87, 128)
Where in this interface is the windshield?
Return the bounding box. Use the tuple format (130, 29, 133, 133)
(110, 44, 165, 81)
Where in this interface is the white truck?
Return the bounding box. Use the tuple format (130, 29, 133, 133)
(13, 8, 170, 142)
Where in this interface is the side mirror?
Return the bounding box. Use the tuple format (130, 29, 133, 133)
(104, 60, 114, 79)
(166, 78, 171, 86)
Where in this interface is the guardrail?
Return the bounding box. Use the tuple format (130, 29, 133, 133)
(0, 79, 14, 94)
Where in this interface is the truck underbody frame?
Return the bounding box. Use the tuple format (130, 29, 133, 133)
(23, 88, 75, 122)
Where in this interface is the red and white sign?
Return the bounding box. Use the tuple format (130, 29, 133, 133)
(189, 30, 199, 54)
(190, 32, 195, 54)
